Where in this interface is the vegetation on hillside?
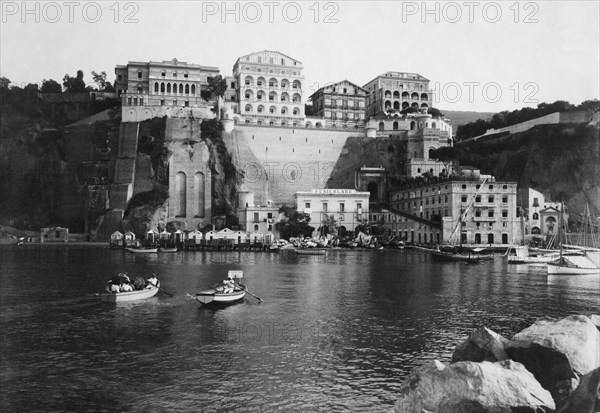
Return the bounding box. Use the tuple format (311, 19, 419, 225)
(275, 206, 314, 239)
(455, 100, 599, 141)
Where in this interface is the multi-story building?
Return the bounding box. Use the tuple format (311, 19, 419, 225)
(363, 71, 434, 118)
(114, 58, 219, 107)
(233, 50, 305, 126)
(294, 189, 370, 236)
(518, 188, 566, 236)
(308, 80, 367, 128)
(236, 190, 280, 235)
(389, 169, 520, 245)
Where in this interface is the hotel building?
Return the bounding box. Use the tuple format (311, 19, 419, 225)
(233, 50, 305, 126)
(114, 58, 219, 107)
(363, 71, 434, 118)
(308, 80, 367, 128)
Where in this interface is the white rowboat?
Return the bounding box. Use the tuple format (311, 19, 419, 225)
(100, 282, 160, 303)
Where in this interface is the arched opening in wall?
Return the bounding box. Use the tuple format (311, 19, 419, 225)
(167, 83, 171, 93)
(293, 108, 299, 115)
(402, 91, 409, 100)
(161, 83, 165, 93)
(531, 226, 541, 234)
(281, 78, 289, 89)
(393, 101, 400, 110)
(393, 91, 400, 99)
(257, 90, 264, 101)
(257, 105, 264, 113)
(281, 92, 289, 102)
(292, 93, 301, 103)
(176, 172, 187, 217)
(545, 216, 556, 234)
(281, 121, 287, 127)
(421, 93, 428, 100)
(281, 106, 288, 115)
(425, 122, 429, 128)
(421, 103, 428, 108)
(191, 84, 196, 94)
(402, 101, 409, 110)
(257, 77, 266, 87)
(269, 91, 277, 102)
(338, 226, 347, 237)
(269, 78, 278, 88)
(292, 80, 301, 90)
(384, 90, 392, 98)
(410, 121, 415, 130)
(245, 89, 254, 101)
(154, 83, 158, 93)
(432, 122, 436, 129)
(532, 212, 539, 220)
(367, 182, 378, 202)
(179, 84, 183, 94)
(269, 105, 276, 114)
(233, 117, 239, 124)
(257, 120, 262, 125)
(411, 92, 419, 100)
(194, 172, 205, 218)
(185, 84, 190, 94)
(305, 122, 312, 128)
(411, 102, 419, 108)
(379, 122, 385, 131)
(245, 76, 254, 86)
(245, 104, 252, 112)
(316, 122, 322, 128)
(393, 121, 398, 131)
(428, 148, 435, 159)
(384, 100, 391, 110)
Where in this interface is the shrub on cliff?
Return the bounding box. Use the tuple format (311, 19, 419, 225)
(276, 206, 314, 239)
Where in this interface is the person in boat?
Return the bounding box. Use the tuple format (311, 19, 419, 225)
(222, 275, 235, 294)
(120, 283, 133, 292)
(146, 274, 158, 289)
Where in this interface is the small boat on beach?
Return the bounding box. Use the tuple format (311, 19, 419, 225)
(100, 281, 160, 303)
(195, 270, 247, 305)
(126, 247, 158, 253)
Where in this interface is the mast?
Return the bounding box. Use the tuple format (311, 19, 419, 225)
(559, 200, 564, 261)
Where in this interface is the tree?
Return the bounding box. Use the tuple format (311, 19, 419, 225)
(320, 213, 338, 236)
(104, 82, 116, 93)
(41, 79, 62, 93)
(91, 71, 108, 91)
(427, 107, 444, 118)
(207, 75, 227, 98)
(275, 206, 314, 239)
(576, 99, 600, 112)
(0, 77, 11, 89)
(63, 70, 87, 93)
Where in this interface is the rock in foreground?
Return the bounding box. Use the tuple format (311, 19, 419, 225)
(506, 315, 600, 407)
(452, 326, 509, 363)
(394, 359, 555, 413)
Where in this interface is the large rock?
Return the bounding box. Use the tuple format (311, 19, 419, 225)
(588, 314, 600, 332)
(558, 367, 600, 413)
(394, 359, 555, 413)
(506, 315, 600, 408)
(452, 327, 509, 363)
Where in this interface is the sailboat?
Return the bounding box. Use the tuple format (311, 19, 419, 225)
(547, 201, 599, 275)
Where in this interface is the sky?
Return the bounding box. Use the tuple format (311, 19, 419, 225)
(1, 0, 599, 112)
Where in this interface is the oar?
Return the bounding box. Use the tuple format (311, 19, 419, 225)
(156, 285, 173, 296)
(241, 286, 263, 303)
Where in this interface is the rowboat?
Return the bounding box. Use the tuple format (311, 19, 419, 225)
(547, 250, 600, 275)
(100, 281, 160, 303)
(126, 247, 158, 253)
(432, 247, 494, 263)
(195, 270, 246, 305)
(159, 247, 178, 253)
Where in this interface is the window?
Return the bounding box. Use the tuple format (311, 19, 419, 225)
(489, 185, 494, 190)
(173, 73, 177, 78)
(254, 212, 259, 221)
(502, 196, 508, 203)
(356, 203, 362, 210)
(502, 210, 508, 218)
(184, 73, 188, 78)
(254, 224, 259, 231)
(339, 203, 345, 212)
(339, 214, 345, 221)
(267, 212, 273, 219)
(268, 224, 273, 231)
(488, 210, 495, 218)
(305, 202, 311, 209)
(161, 72, 165, 77)
(488, 196, 494, 203)
(160, 99, 165, 106)
(475, 195, 481, 203)
(322, 203, 328, 212)
(461, 196, 467, 203)
(137, 70, 142, 79)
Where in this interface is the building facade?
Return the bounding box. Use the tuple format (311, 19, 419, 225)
(363, 71, 434, 118)
(390, 171, 520, 245)
(518, 188, 565, 236)
(294, 189, 371, 236)
(308, 80, 367, 128)
(233, 50, 305, 126)
(115, 58, 219, 107)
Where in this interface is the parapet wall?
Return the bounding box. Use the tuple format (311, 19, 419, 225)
(226, 125, 364, 205)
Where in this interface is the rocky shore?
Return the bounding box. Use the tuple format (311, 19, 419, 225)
(395, 314, 600, 413)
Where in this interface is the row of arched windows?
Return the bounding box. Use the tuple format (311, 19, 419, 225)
(385, 101, 429, 110)
(244, 104, 301, 115)
(244, 90, 301, 103)
(244, 76, 301, 89)
(174, 171, 205, 218)
(153, 82, 196, 95)
(384, 91, 428, 100)
(377, 120, 438, 131)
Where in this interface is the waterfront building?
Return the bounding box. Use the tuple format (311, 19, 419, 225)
(363, 71, 434, 118)
(389, 168, 520, 245)
(114, 58, 219, 107)
(293, 189, 371, 236)
(518, 188, 566, 237)
(308, 80, 367, 128)
(233, 50, 305, 126)
(236, 190, 281, 236)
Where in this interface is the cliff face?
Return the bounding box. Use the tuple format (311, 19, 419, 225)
(442, 124, 600, 216)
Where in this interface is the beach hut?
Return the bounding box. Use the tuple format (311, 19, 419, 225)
(174, 229, 184, 246)
(264, 231, 274, 244)
(40, 226, 69, 243)
(231, 230, 246, 245)
(146, 229, 158, 244)
(124, 231, 138, 247)
(110, 230, 123, 248)
(249, 230, 264, 243)
(186, 229, 203, 249)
